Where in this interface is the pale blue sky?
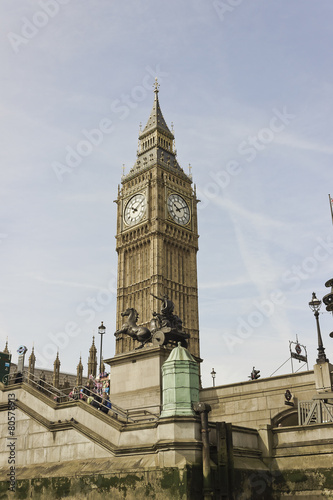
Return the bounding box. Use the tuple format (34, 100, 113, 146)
(1, 1, 333, 386)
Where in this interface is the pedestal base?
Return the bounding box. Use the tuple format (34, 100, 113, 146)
(313, 361, 333, 393)
(104, 345, 172, 410)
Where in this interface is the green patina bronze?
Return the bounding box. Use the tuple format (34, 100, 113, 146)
(160, 343, 199, 418)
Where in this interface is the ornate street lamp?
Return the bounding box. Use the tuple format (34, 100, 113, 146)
(308, 292, 328, 364)
(211, 368, 216, 387)
(98, 321, 106, 374)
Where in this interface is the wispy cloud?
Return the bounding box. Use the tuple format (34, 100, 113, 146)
(275, 133, 333, 155)
(28, 274, 106, 291)
(213, 197, 288, 230)
(200, 276, 252, 289)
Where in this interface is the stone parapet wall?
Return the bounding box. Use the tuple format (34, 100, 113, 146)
(200, 370, 316, 428)
(1, 373, 332, 498)
(272, 422, 333, 469)
(0, 383, 202, 474)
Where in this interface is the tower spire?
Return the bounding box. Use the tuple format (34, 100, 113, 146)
(76, 356, 83, 386)
(123, 83, 189, 181)
(53, 352, 60, 389)
(141, 80, 172, 137)
(28, 346, 36, 382)
(87, 336, 97, 378)
(3, 339, 9, 354)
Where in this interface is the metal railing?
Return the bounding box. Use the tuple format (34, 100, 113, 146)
(70, 386, 160, 422)
(298, 399, 333, 425)
(7, 370, 69, 403)
(5, 370, 160, 423)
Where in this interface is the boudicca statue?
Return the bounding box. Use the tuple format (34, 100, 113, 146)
(114, 308, 151, 348)
(114, 293, 190, 349)
(150, 293, 183, 333)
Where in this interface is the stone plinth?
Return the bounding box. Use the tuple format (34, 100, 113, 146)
(160, 343, 200, 418)
(105, 345, 172, 410)
(313, 361, 333, 393)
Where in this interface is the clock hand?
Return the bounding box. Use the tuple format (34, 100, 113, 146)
(132, 201, 141, 212)
(174, 202, 182, 212)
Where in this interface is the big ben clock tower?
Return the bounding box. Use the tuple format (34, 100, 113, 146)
(115, 80, 200, 358)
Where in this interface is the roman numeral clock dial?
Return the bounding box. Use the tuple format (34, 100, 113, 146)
(167, 194, 190, 225)
(124, 193, 146, 226)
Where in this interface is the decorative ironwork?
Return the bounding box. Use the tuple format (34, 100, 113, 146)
(289, 336, 308, 372)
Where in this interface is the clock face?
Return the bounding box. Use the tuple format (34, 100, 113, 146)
(124, 193, 147, 226)
(167, 194, 190, 225)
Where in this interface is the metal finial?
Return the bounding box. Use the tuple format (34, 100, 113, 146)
(122, 164, 125, 176)
(153, 78, 160, 95)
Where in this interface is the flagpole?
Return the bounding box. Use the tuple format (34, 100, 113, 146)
(329, 194, 333, 225)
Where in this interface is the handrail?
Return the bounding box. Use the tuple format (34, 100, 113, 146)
(7, 370, 69, 403)
(5, 370, 159, 423)
(72, 385, 134, 422)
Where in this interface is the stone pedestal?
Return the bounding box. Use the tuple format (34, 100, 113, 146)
(104, 345, 172, 410)
(313, 361, 333, 393)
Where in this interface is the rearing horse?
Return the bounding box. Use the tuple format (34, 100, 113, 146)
(114, 308, 151, 348)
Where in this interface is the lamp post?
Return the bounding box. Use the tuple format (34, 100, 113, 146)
(98, 321, 106, 374)
(211, 368, 216, 387)
(308, 292, 328, 364)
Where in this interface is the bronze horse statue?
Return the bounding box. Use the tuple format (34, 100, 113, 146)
(114, 308, 151, 348)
